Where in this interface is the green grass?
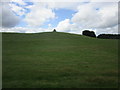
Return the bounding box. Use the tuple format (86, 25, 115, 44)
(2, 32, 118, 88)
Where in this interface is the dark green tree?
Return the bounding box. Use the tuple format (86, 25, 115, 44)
(82, 30, 96, 38)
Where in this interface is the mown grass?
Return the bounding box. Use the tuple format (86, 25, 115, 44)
(2, 32, 118, 88)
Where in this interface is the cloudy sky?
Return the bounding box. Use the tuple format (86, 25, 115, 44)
(0, 0, 119, 35)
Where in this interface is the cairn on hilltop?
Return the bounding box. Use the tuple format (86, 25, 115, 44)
(53, 29, 57, 32)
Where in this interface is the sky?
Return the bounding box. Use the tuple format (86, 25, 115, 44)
(0, 0, 119, 35)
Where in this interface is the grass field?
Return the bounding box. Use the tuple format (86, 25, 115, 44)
(2, 32, 118, 88)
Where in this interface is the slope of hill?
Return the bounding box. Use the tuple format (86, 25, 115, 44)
(2, 32, 118, 88)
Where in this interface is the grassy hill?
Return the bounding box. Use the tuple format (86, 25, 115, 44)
(2, 32, 118, 88)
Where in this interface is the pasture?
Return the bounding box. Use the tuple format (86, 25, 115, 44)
(2, 32, 118, 88)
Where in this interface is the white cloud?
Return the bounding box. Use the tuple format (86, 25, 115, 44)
(10, 0, 26, 5)
(96, 4, 118, 28)
(56, 19, 83, 34)
(72, 2, 118, 28)
(24, 3, 55, 27)
(95, 25, 118, 35)
(0, 27, 52, 33)
(72, 4, 99, 28)
(28, 0, 90, 11)
(55, 2, 118, 35)
(70, 2, 118, 35)
(56, 19, 71, 32)
(15, 0, 119, 3)
(45, 2, 82, 11)
(0, 3, 20, 28)
(9, 3, 26, 16)
(1, 0, 119, 2)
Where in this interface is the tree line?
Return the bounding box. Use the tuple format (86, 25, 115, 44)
(82, 30, 120, 39)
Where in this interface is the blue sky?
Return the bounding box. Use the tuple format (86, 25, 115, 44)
(40, 9, 76, 28)
(0, 0, 118, 35)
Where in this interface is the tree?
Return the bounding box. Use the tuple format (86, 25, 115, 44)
(82, 30, 96, 38)
(97, 34, 120, 39)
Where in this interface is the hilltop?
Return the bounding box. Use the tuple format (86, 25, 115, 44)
(2, 32, 118, 88)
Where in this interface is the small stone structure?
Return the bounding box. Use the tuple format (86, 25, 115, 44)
(53, 29, 57, 32)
